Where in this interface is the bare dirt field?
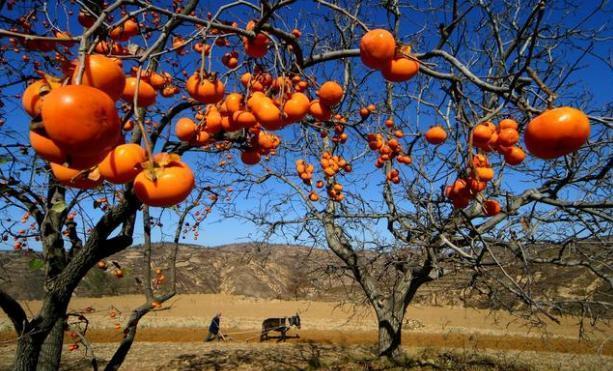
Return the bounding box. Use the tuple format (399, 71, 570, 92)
(1, 294, 611, 370)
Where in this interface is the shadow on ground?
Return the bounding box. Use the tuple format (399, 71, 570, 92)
(153, 343, 529, 371)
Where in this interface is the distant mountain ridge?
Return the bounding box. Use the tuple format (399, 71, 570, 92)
(0, 243, 350, 301)
(0, 242, 609, 315)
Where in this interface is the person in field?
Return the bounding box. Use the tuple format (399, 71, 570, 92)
(205, 312, 224, 341)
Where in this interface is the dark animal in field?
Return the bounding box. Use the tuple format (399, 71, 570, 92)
(260, 314, 301, 342)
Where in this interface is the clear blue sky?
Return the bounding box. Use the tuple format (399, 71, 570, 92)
(0, 0, 611, 250)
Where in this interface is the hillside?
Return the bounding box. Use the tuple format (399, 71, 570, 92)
(0, 242, 609, 312)
(0, 243, 459, 303)
(0, 243, 342, 300)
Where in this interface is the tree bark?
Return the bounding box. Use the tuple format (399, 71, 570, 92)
(11, 231, 134, 370)
(321, 213, 409, 360)
(37, 317, 65, 371)
(14, 332, 45, 371)
(376, 303, 405, 359)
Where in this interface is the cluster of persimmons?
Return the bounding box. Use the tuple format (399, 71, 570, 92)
(440, 108, 588, 214)
(17, 12, 590, 219)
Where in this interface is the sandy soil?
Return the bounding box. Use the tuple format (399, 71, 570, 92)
(2, 293, 608, 338)
(0, 294, 611, 370)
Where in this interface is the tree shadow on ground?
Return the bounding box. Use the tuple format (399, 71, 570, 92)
(156, 343, 531, 371)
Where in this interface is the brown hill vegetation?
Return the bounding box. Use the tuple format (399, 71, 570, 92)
(0, 242, 609, 313)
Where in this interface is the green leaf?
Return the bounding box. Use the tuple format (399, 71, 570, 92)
(28, 258, 44, 271)
(51, 201, 67, 213)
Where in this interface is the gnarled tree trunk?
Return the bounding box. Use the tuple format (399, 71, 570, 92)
(37, 317, 66, 371)
(376, 303, 405, 358)
(13, 298, 69, 371)
(321, 209, 434, 360)
(14, 331, 45, 371)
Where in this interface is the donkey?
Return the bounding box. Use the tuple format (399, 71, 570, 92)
(260, 313, 301, 342)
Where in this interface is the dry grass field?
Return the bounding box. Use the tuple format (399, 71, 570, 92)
(1, 294, 611, 370)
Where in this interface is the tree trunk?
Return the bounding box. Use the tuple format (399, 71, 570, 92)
(12, 282, 72, 370)
(376, 304, 405, 359)
(37, 317, 65, 371)
(14, 333, 44, 371)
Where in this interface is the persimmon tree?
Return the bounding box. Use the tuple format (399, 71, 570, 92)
(1, 0, 274, 369)
(225, 0, 612, 359)
(0, 0, 610, 369)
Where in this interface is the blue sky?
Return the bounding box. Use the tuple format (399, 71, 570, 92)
(0, 0, 611, 250)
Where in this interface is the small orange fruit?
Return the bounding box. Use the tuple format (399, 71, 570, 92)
(73, 54, 126, 101)
(472, 124, 494, 143)
(22, 79, 50, 117)
(50, 162, 102, 189)
(475, 167, 494, 181)
(133, 154, 195, 207)
(381, 56, 419, 82)
(122, 77, 156, 107)
(359, 29, 396, 69)
(29, 129, 66, 163)
(424, 126, 447, 145)
(499, 118, 518, 130)
(175, 118, 197, 141)
(98, 143, 146, 184)
(503, 146, 526, 166)
(483, 199, 501, 216)
(241, 149, 261, 165)
(497, 128, 519, 146)
(317, 81, 344, 107)
(524, 107, 590, 159)
(283, 92, 310, 123)
(186, 74, 225, 104)
(41, 85, 120, 156)
(309, 100, 331, 121)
